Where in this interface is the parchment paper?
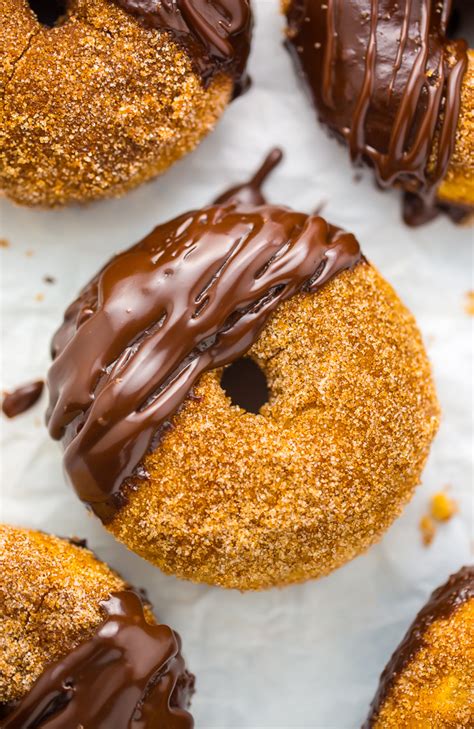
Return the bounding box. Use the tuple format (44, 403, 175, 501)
(1, 3, 472, 727)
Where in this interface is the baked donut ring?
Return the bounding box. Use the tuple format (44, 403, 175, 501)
(0, 0, 251, 206)
(364, 566, 474, 727)
(46, 155, 439, 590)
(0, 524, 194, 726)
(284, 0, 473, 225)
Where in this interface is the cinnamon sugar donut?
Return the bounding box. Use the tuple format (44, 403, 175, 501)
(0, 524, 194, 726)
(284, 0, 474, 225)
(46, 155, 439, 590)
(0, 0, 251, 206)
(364, 566, 474, 727)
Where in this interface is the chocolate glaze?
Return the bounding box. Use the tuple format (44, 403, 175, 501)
(112, 0, 252, 95)
(213, 148, 283, 205)
(46, 186, 361, 522)
(0, 590, 194, 729)
(363, 565, 474, 727)
(285, 0, 468, 225)
(2, 380, 44, 418)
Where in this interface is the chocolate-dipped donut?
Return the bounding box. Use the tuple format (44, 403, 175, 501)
(0, 0, 251, 206)
(0, 524, 194, 727)
(364, 566, 474, 727)
(284, 0, 473, 225)
(46, 153, 439, 590)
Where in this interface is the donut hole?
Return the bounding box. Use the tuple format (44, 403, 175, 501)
(28, 0, 67, 27)
(220, 357, 269, 414)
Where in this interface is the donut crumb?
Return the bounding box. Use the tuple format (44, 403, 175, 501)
(464, 290, 474, 316)
(431, 491, 457, 522)
(420, 514, 437, 547)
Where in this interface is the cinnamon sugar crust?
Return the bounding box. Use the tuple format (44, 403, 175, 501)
(0, 0, 232, 206)
(370, 597, 474, 727)
(438, 50, 474, 208)
(107, 261, 440, 590)
(0, 525, 126, 705)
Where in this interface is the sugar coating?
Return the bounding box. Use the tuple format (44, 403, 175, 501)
(108, 262, 440, 590)
(0, 0, 232, 206)
(438, 50, 474, 209)
(0, 525, 126, 705)
(372, 599, 474, 727)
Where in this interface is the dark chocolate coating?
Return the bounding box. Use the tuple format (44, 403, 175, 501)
(0, 590, 194, 729)
(46, 197, 361, 522)
(364, 565, 474, 727)
(112, 0, 252, 95)
(285, 0, 468, 225)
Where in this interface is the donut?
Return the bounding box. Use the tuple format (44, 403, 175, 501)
(0, 524, 195, 726)
(46, 152, 440, 590)
(0, 0, 252, 206)
(364, 566, 474, 727)
(284, 0, 474, 225)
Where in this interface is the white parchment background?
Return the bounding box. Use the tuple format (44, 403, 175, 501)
(0, 2, 473, 726)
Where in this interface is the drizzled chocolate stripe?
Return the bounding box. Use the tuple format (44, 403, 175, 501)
(1, 590, 194, 729)
(285, 0, 468, 225)
(112, 0, 252, 94)
(363, 565, 474, 728)
(47, 170, 361, 522)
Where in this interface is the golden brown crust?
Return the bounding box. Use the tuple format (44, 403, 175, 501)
(371, 599, 474, 727)
(438, 49, 474, 209)
(0, 0, 232, 206)
(0, 524, 126, 704)
(108, 262, 440, 590)
(0, 0, 37, 93)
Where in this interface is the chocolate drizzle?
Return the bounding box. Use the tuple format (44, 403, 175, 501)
(46, 168, 361, 521)
(112, 0, 252, 95)
(285, 0, 468, 225)
(2, 380, 44, 418)
(213, 148, 283, 205)
(0, 590, 194, 729)
(364, 565, 474, 727)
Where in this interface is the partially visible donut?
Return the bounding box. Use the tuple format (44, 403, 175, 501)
(364, 566, 474, 727)
(284, 0, 473, 225)
(0, 524, 195, 726)
(0, 0, 252, 206)
(45, 154, 440, 590)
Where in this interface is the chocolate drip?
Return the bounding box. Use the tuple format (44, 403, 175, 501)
(2, 380, 44, 418)
(0, 590, 194, 729)
(285, 0, 468, 225)
(46, 199, 361, 521)
(363, 565, 474, 727)
(112, 0, 252, 94)
(213, 148, 283, 205)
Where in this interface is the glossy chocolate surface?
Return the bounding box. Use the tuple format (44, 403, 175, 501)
(1, 380, 44, 418)
(1, 590, 194, 728)
(113, 0, 252, 94)
(364, 565, 474, 727)
(46, 155, 361, 521)
(213, 148, 283, 205)
(285, 0, 468, 225)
